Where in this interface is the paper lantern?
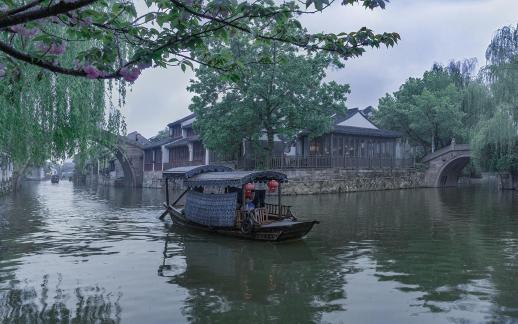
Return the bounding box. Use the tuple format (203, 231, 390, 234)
(267, 180, 279, 192)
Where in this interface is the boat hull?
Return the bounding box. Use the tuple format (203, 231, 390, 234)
(168, 209, 318, 242)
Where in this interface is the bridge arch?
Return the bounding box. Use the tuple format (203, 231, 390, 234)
(422, 144, 471, 187)
(112, 144, 137, 187)
(92, 134, 144, 188)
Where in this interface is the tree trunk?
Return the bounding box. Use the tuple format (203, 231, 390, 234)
(266, 128, 275, 168)
(11, 160, 29, 192)
(431, 129, 436, 153)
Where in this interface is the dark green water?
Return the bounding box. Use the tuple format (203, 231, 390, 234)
(1, 181, 518, 323)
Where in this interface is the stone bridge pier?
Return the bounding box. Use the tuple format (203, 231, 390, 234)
(422, 144, 471, 187)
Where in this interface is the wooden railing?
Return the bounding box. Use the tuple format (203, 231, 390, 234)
(235, 155, 414, 171)
(265, 203, 293, 218)
(144, 160, 205, 172)
(235, 208, 268, 226)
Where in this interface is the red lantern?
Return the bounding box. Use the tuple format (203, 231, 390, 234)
(267, 180, 279, 192)
(244, 183, 255, 191)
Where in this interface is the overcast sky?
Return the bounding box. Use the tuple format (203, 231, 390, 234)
(122, 0, 518, 138)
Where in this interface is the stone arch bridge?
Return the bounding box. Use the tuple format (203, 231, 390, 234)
(91, 134, 144, 188)
(422, 144, 471, 187)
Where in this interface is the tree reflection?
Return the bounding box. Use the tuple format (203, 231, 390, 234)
(0, 275, 122, 323)
(159, 229, 347, 323)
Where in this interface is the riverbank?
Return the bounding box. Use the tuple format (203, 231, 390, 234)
(281, 169, 424, 195)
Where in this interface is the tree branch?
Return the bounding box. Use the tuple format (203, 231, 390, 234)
(0, 0, 97, 29)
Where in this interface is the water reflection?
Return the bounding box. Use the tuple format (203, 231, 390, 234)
(0, 275, 121, 323)
(160, 228, 345, 323)
(1, 182, 518, 323)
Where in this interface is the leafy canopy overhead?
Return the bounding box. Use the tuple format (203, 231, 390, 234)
(0, 0, 399, 82)
(188, 31, 350, 157)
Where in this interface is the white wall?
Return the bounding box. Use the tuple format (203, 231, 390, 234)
(338, 112, 378, 129)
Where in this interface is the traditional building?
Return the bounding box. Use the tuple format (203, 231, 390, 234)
(294, 108, 400, 158)
(142, 113, 210, 187)
(143, 113, 209, 173)
(141, 108, 407, 187)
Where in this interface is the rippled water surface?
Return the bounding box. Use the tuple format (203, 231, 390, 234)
(1, 181, 518, 323)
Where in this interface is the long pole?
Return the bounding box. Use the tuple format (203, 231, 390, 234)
(165, 178, 170, 205)
(277, 183, 282, 216)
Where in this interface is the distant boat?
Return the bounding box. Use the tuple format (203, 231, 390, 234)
(51, 175, 60, 183)
(159, 165, 319, 242)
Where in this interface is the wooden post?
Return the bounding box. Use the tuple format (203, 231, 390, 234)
(277, 182, 282, 216)
(242, 185, 246, 211)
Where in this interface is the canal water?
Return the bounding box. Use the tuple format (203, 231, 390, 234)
(1, 181, 518, 323)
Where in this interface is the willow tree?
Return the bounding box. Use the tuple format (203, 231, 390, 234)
(470, 25, 518, 174)
(0, 23, 125, 188)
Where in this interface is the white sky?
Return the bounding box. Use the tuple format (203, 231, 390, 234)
(122, 0, 518, 138)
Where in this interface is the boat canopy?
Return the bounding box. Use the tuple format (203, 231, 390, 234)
(184, 170, 288, 187)
(163, 165, 234, 179)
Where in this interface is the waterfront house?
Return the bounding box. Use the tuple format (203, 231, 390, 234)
(142, 113, 211, 187)
(294, 108, 400, 158)
(235, 107, 406, 169)
(143, 113, 209, 173)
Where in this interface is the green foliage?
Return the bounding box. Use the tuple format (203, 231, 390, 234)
(471, 106, 518, 173)
(469, 24, 518, 173)
(0, 23, 125, 175)
(375, 66, 465, 154)
(188, 33, 349, 158)
(0, 0, 399, 81)
(376, 23, 518, 174)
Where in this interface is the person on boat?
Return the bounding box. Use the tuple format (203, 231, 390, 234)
(245, 197, 256, 211)
(254, 182, 266, 208)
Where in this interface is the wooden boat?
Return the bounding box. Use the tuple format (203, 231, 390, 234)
(159, 165, 319, 242)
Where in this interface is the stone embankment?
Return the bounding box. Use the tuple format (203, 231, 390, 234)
(281, 169, 425, 195)
(141, 167, 425, 195)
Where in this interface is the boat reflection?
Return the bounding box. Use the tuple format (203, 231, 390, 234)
(159, 226, 346, 323)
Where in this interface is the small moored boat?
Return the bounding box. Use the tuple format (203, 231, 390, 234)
(159, 165, 319, 242)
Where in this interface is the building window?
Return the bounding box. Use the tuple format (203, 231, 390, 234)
(185, 127, 196, 137)
(309, 138, 322, 155)
(170, 125, 182, 138)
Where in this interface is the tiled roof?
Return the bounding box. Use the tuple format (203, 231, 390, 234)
(165, 135, 200, 148)
(143, 136, 177, 150)
(332, 125, 401, 138)
(167, 113, 197, 127)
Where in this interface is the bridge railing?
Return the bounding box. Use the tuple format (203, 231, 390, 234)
(422, 144, 470, 163)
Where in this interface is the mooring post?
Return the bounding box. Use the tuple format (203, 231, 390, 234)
(159, 178, 171, 221)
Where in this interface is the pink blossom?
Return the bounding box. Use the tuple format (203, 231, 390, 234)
(37, 41, 66, 55)
(137, 60, 152, 70)
(120, 67, 141, 82)
(83, 64, 102, 79)
(10, 24, 38, 38)
(79, 16, 93, 27)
